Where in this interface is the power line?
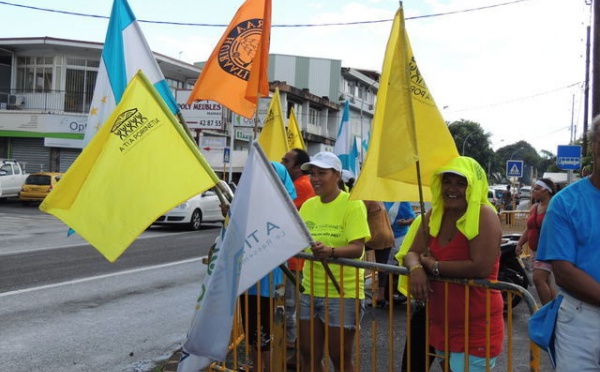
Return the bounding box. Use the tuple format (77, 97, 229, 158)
(447, 82, 584, 113)
(0, 0, 533, 28)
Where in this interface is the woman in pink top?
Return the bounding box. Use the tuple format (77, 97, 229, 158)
(516, 178, 557, 304)
(404, 156, 504, 371)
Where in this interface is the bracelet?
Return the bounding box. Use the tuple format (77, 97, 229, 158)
(409, 264, 423, 273)
(330, 247, 336, 258)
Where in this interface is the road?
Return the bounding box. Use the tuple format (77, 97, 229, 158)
(0, 200, 553, 371)
(0, 200, 220, 371)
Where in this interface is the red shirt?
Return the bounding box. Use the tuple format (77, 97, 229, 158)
(526, 204, 545, 251)
(428, 233, 504, 357)
(288, 174, 314, 271)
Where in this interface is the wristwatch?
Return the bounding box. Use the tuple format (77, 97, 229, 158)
(432, 261, 440, 276)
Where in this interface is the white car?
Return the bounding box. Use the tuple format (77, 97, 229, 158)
(153, 189, 225, 231)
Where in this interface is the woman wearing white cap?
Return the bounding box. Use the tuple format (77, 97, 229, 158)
(297, 151, 370, 372)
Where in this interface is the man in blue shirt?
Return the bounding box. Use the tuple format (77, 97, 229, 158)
(537, 115, 600, 371)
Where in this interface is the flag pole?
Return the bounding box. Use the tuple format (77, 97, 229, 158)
(397, 3, 429, 243)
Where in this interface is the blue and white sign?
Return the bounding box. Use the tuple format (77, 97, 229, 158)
(556, 145, 581, 170)
(223, 147, 230, 164)
(506, 160, 523, 178)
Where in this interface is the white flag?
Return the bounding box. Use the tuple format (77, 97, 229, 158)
(178, 141, 312, 371)
(83, 0, 178, 147)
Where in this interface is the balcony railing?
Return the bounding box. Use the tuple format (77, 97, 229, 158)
(0, 89, 91, 114)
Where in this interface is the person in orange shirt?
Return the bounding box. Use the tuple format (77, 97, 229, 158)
(281, 148, 315, 354)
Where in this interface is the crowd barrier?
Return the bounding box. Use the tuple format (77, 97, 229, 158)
(201, 249, 542, 372)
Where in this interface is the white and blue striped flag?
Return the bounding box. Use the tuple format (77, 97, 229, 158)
(178, 142, 312, 371)
(83, 0, 178, 147)
(333, 100, 358, 175)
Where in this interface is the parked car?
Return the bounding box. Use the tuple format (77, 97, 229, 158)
(0, 159, 29, 199)
(488, 188, 503, 209)
(519, 186, 532, 200)
(18, 172, 63, 205)
(153, 189, 225, 231)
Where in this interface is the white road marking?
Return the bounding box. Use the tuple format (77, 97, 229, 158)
(0, 256, 207, 297)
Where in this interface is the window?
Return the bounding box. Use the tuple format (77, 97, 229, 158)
(166, 78, 183, 97)
(308, 107, 319, 126)
(64, 58, 99, 113)
(16, 56, 54, 92)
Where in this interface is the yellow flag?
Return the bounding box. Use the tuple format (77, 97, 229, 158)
(286, 107, 306, 150)
(257, 88, 289, 161)
(350, 7, 458, 202)
(40, 71, 219, 262)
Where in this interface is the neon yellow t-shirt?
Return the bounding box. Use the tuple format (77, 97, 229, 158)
(299, 191, 370, 299)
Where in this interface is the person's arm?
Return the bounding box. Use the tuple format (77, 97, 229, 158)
(310, 239, 365, 260)
(553, 260, 600, 306)
(516, 205, 535, 255)
(396, 217, 414, 226)
(404, 211, 431, 302)
(420, 205, 502, 279)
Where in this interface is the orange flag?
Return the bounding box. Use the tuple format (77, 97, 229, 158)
(187, 0, 271, 118)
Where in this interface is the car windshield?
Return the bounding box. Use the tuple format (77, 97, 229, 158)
(26, 175, 52, 185)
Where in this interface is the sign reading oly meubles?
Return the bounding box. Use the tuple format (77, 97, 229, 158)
(176, 90, 223, 130)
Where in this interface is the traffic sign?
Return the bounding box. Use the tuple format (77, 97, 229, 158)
(556, 145, 581, 170)
(223, 147, 230, 164)
(506, 160, 523, 178)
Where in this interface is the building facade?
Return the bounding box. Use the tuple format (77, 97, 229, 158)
(0, 38, 378, 178)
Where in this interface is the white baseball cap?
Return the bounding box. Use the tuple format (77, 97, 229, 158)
(301, 151, 342, 172)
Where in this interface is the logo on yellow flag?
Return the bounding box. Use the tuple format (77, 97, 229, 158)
(111, 108, 162, 153)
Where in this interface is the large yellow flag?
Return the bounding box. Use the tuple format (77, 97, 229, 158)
(40, 71, 219, 262)
(257, 88, 289, 161)
(350, 6, 458, 202)
(286, 107, 306, 150)
(187, 0, 271, 119)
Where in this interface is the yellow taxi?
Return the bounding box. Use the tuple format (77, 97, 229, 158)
(18, 172, 63, 205)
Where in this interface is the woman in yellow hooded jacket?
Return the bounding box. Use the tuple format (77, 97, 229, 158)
(404, 156, 504, 371)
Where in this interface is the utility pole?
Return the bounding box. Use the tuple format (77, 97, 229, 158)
(591, 1, 600, 120)
(583, 25, 591, 155)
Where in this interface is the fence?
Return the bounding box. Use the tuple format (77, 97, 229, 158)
(194, 248, 543, 372)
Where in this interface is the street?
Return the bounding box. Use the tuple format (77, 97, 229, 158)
(0, 200, 553, 371)
(0, 200, 220, 371)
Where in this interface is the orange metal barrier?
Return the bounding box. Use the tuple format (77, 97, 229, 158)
(499, 210, 529, 235)
(201, 253, 542, 372)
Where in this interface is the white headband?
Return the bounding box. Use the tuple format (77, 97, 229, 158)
(535, 180, 553, 194)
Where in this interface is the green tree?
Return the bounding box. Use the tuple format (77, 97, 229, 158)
(495, 141, 541, 185)
(447, 120, 494, 178)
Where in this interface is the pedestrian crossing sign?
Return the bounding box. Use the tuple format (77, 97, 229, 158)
(506, 160, 523, 178)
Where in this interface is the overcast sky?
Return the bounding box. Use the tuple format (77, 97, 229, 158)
(0, 0, 591, 155)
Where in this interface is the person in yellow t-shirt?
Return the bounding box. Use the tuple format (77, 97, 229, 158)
(297, 151, 370, 372)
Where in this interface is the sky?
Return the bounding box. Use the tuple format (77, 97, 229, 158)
(0, 0, 592, 155)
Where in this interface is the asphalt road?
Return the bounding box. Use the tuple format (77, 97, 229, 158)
(0, 200, 553, 371)
(0, 199, 221, 371)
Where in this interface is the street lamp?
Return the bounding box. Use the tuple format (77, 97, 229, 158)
(509, 147, 525, 160)
(461, 132, 475, 155)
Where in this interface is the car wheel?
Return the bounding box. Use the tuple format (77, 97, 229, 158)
(188, 209, 202, 231)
